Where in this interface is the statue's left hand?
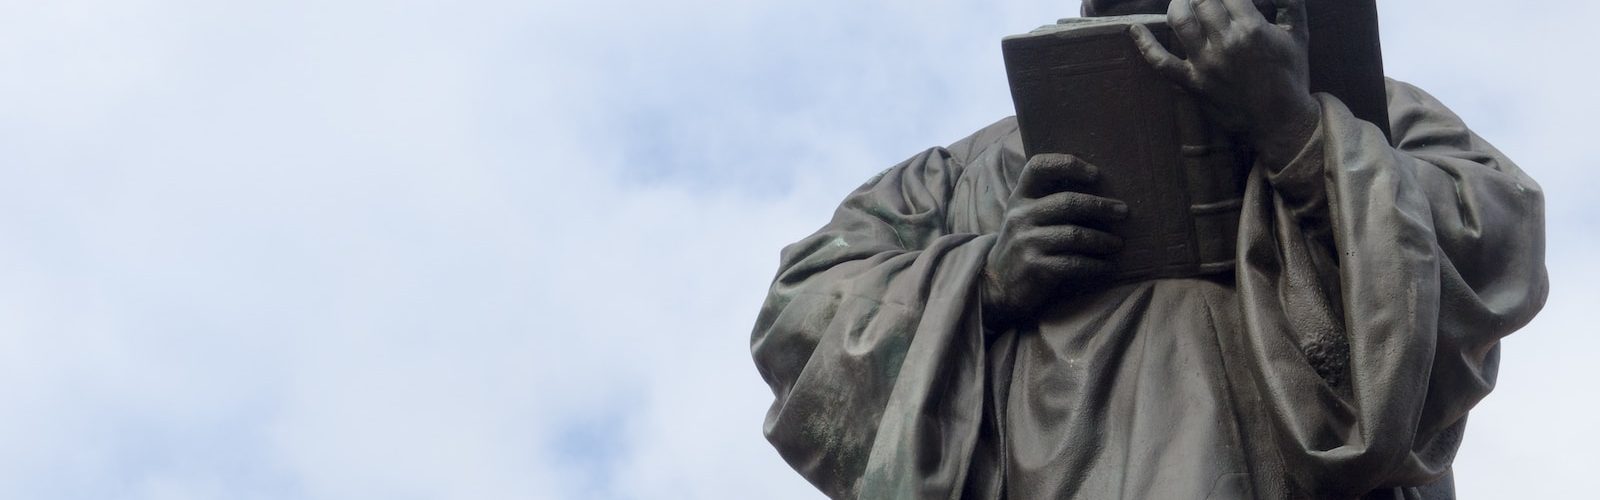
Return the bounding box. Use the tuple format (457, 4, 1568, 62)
(1129, 0, 1321, 169)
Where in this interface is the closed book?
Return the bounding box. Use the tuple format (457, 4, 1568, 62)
(1002, 15, 1249, 282)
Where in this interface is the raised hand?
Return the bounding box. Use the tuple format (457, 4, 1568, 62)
(982, 154, 1128, 331)
(1129, 0, 1322, 168)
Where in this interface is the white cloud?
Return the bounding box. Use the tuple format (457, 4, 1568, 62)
(0, 0, 1590, 499)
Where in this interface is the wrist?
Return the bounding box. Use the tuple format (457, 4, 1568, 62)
(1250, 92, 1322, 171)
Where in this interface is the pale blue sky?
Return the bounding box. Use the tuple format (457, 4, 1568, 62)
(0, 0, 1593, 499)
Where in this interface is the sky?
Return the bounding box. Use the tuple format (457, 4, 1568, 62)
(0, 0, 1593, 499)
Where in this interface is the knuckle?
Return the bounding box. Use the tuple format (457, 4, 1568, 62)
(1029, 153, 1070, 167)
(1016, 227, 1045, 245)
(1221, 31, 1247, 50)
(1021, 159, 1052, 179)
(1171, 14, 1196, 31)
(1242, 25, 1268, 43)
(1005, 205, 1033, 225)
(1133, 32, 1155, 50)
(1012, 216, 1039, 232)
(1223, 31, 1244, 47)
(1051, 154, 1083, 172)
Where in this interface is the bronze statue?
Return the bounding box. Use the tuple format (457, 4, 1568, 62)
(750, 0, 1547, 498)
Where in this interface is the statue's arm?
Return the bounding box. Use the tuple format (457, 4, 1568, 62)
(1240, 79, 1547, 494)
(1385, 79, 1547, 316)
(1267, 78, 1547, 336)
(750, 135, 1003, 498)
(1269, 79, 1547, 302)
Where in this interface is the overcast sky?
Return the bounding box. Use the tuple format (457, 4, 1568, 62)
(0, 0, 1593, 499)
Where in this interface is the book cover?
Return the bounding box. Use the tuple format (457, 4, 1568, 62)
(1002, 15, 1248, 282)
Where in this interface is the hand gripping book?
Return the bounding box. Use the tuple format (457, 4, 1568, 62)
(1002, 15, 1249, 282)
(1002, 5, 1387, 282)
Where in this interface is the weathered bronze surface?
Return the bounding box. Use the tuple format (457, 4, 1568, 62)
(751, 1, 1547, 498)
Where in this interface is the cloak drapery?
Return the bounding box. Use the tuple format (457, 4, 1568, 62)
(751, 80, 1547, 499)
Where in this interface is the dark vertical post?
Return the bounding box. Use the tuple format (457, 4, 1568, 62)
(1305, 0, 1391, 141)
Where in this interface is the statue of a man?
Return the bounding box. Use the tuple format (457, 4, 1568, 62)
(750, 0, 1547, 498)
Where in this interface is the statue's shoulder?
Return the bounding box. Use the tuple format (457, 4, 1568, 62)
(1383, 77, 1454, 114)
(1384, 77, 1425, 105)
(945, 117, 1021, 165)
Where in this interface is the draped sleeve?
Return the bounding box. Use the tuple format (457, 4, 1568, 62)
(1229, 79, 1548, 497)
(750, 121, 1016, 499)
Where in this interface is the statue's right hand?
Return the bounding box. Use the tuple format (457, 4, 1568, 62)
(982, 154, 1128, 331)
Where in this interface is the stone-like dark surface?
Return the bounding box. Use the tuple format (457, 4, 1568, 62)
(752, 2, 1547, 498)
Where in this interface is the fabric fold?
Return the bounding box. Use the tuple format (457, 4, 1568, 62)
(751, 80, 1545, 499)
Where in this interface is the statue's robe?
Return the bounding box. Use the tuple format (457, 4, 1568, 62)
(751, 79, 1548, 499)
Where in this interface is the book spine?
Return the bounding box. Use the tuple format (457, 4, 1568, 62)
(1173, 90, 1245, 276)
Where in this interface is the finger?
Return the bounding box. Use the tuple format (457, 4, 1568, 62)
(1129, 24, 1196, 89)
(1220, 0, 1268, 25)
(1189, 0, 1233, 40)
(1017, 154, 1099, 199)
(1022, 225, 1124, 256)
(1033, 254, 1115, 281)
(1167, 0, 1205, 46)
(1025, 191, 1130, 227)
